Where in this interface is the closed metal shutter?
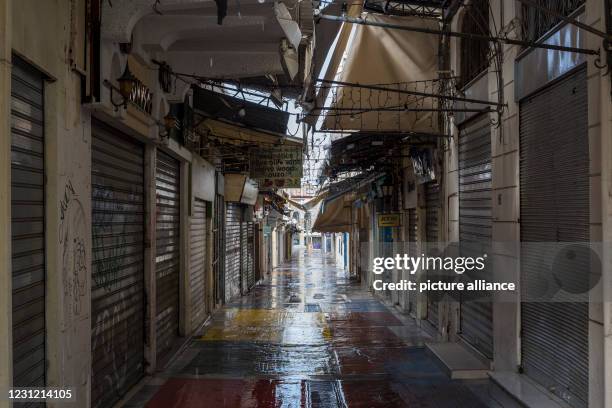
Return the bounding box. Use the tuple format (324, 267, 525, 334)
(225, 203, 242, 301)
(190, 199, 207, 331)
(406, 209, 417, 314)
(425, 183, 439, 242)
(155, 150, 181, 361)
(213, 193, 225, 304)
(519, 67, 588, 407)
(11, 57, 46, 398)
(91, 120, 145, 408)
(425, 183, 440, 328)
(458, 113, 493, 359)
(407, 208, 417, 243)
(241, 221, 248, 294)
(247, 222, 255, 288)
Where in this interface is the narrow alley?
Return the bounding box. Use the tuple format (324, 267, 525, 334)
(125, 248, 507, 407)
(3, 1, 612, 407)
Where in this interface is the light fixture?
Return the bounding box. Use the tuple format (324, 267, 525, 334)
(118, 63, 136, 99)
(105, 62, 137, 110)
(237, 107, 246, 118)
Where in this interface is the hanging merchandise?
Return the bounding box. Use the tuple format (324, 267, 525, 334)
(410, 148, 435, 184)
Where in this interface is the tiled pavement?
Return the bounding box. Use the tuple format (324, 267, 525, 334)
(125, 249, 506, 407)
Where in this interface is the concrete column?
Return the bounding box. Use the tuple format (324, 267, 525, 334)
(0, 0, 12, 405)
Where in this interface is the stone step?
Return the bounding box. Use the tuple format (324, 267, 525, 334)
(425, 342, 490, 380)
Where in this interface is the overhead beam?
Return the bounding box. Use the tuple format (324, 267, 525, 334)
(318, 14, 601, 55)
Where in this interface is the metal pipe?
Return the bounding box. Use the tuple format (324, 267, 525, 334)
(317, 78, 506, 107)
(318, 14, 600, 55)
(310, 106, 492, 112)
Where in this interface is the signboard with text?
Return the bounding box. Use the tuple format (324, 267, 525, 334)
(378, 213, 401, 227)
(250, 146, 303, 189)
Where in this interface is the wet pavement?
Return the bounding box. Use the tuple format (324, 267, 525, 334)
(126, 249, 506, 407)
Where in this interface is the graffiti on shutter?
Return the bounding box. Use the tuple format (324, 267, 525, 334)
(91, 120, 145, 408)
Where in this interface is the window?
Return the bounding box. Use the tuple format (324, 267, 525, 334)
(459, 0, 490, 88)
(521, 0, 585, 43)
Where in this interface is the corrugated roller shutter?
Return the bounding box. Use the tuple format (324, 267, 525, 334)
(241, 221, 248, 294)
(406, 209, 417, 314)
(407, 208, 417, 243)
(225, 203, 242, 301)
(155, 150, 181, 361)
(91, 120, 145, 408)
(247, 223, 255, 289)
(214, 194, 225, 304)
(458, 113, 493, 359)
(11, 57, 46, 399)
(190, 199, 207, 331)
(425, 183, 440, 328)
(425, 183, 439, 242)
(519, 67, 588, 408)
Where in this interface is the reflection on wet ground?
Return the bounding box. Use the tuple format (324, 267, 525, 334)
(127, 249, 503, 407)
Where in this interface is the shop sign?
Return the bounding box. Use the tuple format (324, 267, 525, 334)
(378, 213, 400, 227)
(250, 146, 303, 188)
(129, 78, 153, 114)
(263, 225, 272, 235)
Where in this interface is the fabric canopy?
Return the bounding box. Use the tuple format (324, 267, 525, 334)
(322, 14, 439, 133)
(312, 194, 353, 233)
(303, 2, 363, 127)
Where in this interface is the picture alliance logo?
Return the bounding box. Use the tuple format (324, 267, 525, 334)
(372, 254, 488, 275)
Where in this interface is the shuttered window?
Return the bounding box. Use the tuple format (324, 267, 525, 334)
(11, 56, 46, 401)
(519, 66, 588, 408)
(458, 114, 493, 359)
(91, 120, 145, 408)
(155, 150, 181, 361)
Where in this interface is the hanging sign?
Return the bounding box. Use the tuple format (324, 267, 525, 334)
(378, 213, 401, 227)
(250, 146, 303, 188)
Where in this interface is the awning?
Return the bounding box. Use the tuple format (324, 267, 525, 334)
(327, 171, 387, 200)
(197, 117, 302, 147)
(321, 14, 439, 133)
(194, 86, 290, 135)
(303, 2, 363, 127)
(312, 193, 353, 233)
(224, 174, 258, 205)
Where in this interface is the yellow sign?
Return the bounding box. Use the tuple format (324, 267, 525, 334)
(378, 213, 400, 227)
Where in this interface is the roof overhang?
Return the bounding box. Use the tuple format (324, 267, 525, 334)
(103, 0, 310, 80)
